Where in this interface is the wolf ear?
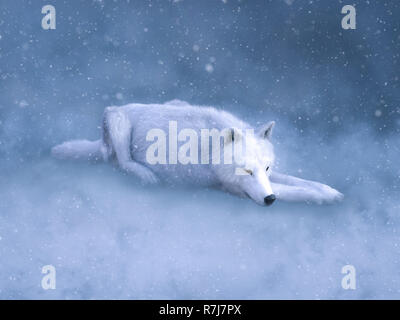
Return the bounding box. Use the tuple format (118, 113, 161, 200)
(258, 121, 275, 140)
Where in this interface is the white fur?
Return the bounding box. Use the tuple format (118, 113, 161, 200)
(52, 100, 343, 206)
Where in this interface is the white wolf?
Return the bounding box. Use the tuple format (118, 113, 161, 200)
(52, 100, 343, 206)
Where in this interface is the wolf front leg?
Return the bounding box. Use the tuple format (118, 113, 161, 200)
(104, 107, 159, 185)
(271, 182, 343, 204)
(270, 171, 343, 203)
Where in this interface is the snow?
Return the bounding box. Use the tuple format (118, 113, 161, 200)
(0, 0, 399, 299)
(1, 122, 399, 299)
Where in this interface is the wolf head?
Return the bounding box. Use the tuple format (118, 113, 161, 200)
(215, 121, 276, 206)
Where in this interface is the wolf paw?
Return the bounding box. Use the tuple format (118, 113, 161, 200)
(120, 161, 159, 185)
(137, 169, 159, 185)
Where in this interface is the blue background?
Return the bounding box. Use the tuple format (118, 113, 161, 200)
(0, 0, 399, 299)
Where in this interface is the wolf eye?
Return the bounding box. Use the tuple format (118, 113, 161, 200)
(266, 166, 270, 172)
(244, 169, 253, 176)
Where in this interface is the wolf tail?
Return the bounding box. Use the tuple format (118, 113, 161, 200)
(51, 139, 104, 161)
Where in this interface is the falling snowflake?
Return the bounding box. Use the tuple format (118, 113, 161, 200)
(205, 63, 214, 73)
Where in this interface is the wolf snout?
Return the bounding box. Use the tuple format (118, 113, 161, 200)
(264, 194, 276, 206)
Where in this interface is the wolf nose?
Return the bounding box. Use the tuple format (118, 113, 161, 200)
(264, 194, 276, 206)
